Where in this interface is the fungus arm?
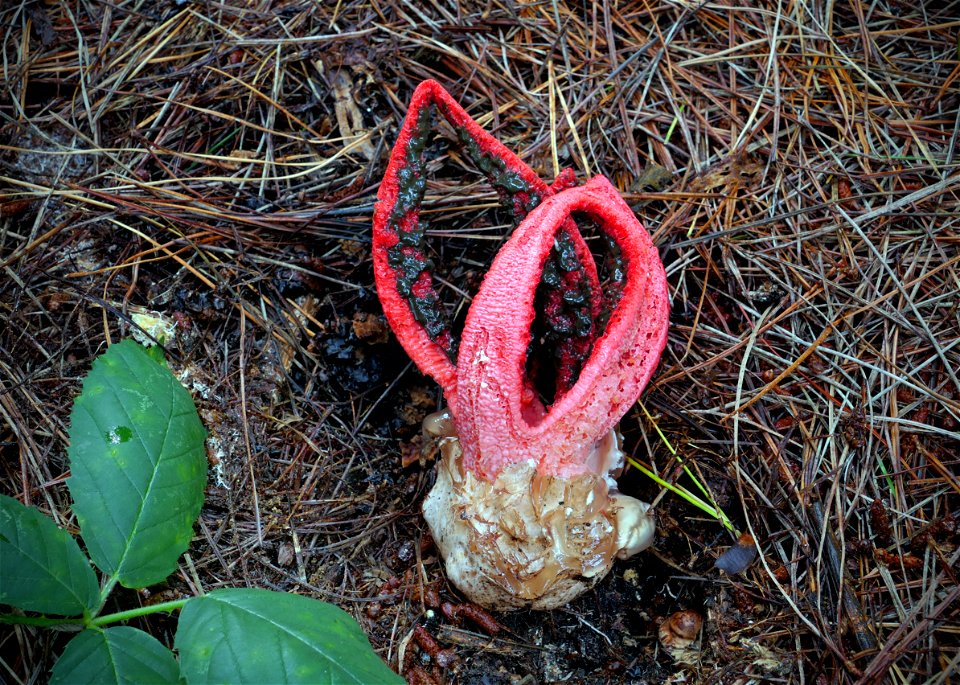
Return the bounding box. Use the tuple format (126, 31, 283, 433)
(455, 176, 670, 480)
(373, 81, 601, 405)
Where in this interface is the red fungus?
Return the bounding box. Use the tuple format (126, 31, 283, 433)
(456, 175, 669, 480)
(373, 80, 601, 405)
(373, 81, 670, 609)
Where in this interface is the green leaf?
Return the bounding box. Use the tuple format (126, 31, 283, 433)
(67, 339, 207, 589)
(50, 626, 181, 684)
(145, 344, 167, 364)
(176, 588, 403, 685)
(0, 494, 99, 616)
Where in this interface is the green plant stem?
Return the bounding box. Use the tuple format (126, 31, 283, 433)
(95, 576, 119, 617)
(627, 456, 738, 534)
(0, 613, 84, 627)
(89, 599, 189, 627)
(664, 104, 684, 145)
(635, 400, 737, 534)
(0, 599, 189, 630)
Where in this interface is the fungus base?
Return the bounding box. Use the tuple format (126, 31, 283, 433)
(421, 413, 655, 610)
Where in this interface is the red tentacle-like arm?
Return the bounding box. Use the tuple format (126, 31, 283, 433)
(373, 81, 600, 406)
(455, 176, 670, 480)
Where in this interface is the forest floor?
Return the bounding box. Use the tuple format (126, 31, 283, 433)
(1, 1, 959, 683)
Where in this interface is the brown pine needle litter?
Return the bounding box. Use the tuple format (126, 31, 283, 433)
(2, 1, 958, 683)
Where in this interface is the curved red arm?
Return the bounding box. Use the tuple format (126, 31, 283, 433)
(454, 176, 671, 480)
(373, 81, 600, 406)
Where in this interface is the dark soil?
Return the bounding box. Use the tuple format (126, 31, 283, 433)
(2, 1, 959, 683)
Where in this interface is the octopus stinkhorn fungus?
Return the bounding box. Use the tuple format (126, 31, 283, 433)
(373, 81, 670, 610)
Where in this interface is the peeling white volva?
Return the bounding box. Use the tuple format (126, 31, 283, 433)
(421, 412, 655, 610)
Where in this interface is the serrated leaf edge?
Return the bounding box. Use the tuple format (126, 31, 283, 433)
(0, 495, 98, 615)
(69, 340, 205, 586)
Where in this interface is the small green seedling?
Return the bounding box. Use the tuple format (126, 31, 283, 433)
(632, 400, 737, 535)
(0, 339, 402, 684)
